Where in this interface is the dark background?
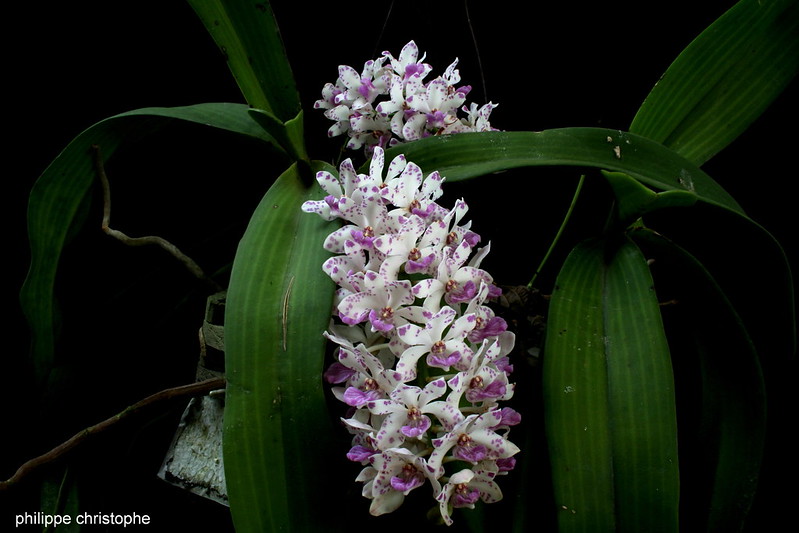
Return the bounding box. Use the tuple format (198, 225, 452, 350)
(5, 1, 796, 531)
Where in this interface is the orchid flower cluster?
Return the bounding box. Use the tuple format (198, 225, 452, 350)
(314, 40, 498, 155)
(302, 145, 520, 525)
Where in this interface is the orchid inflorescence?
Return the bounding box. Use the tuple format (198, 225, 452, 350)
(315, 40, 498, 156)
(302, 143, 520, 525)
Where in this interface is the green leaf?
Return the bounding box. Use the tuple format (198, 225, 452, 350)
(631, 228, 766, 532)
(248, 108, 310, 164)
(223, 161, 342, 533)
(601, 170, 697, 227)
(20, 103, 278, 386)
(187, 0, 300, 120)
(382, 129, 743, 216)
(384, 129, 794, 356)
(543, 237, 679, 532)
(40, 468, 81, 533)
(630, 0, 799, 165)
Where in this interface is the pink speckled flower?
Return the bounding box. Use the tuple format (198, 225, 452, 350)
(437, 466, 503, 526)
(303, 145, 518, 525)
(315, 40, 499, 156)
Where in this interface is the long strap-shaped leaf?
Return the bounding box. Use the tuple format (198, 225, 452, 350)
(631, 228, 766, 532)
(384, 129, 793, 357)
(630, 0, 799, 165)
(187, 0, 300, 121)
(21, 103, 277, 386)
(382, 128, 742, 215)
(544, 237, 679, 533)
(223, 161, 341, 533)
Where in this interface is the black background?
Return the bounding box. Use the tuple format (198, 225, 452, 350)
(5, 1, 796, 531)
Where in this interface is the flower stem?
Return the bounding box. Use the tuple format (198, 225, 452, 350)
(527, 174, 585, 289)
(365, 343, 391, 353)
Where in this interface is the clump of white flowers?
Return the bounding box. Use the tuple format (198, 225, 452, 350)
(315, 40, 498, 156)
(302, 145, 519, 525)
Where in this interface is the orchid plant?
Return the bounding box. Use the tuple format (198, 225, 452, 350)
(11, 1, 797, 532)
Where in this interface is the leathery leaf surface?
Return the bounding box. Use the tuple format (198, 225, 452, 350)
(543, 237, 679, 532)
(223, 161, 343, 532)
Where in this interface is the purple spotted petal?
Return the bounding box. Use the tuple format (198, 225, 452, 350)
(401, 415, 431, 438)
(454, 444, 487, 463)
(343, 387, 381, 407)
(428, 351, 461, 369)
(496, 457, 517, 472)
(466, 379, 506, 402)
(452, 487, 480, 508)
(368, 308, 395, 332)
(495, 356, 514, 374)
(323, 362, 356, 384)
(390, 474, 424, 493)
(347, 445, 378, 462)
(448, 280, 477, 304)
